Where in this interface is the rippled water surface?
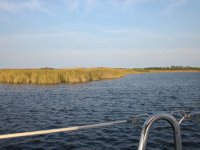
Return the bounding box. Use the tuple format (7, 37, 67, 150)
(0, 73, 200, 150)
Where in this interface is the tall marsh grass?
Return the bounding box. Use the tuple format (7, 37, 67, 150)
(1, 67, 198, 84)
(0, 68, 136, 84)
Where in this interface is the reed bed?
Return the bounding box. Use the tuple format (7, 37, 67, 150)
(0, 68, 137, 84)
(1, 67, 199, 84)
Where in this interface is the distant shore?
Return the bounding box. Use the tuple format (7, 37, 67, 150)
(0, 67, 199, 84)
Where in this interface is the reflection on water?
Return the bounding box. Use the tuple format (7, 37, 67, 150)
(0, 73, 200, 150)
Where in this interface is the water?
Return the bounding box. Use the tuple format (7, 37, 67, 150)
(0, 72, 200, 150)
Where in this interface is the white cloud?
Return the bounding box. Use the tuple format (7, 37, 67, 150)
(0, 0, 190, 15)
(64, 0, 97, 13)
(64, 0, 80, 12)
(64, 0, 144, 13)
(64, 0, 189, 14)
(163, 0, 189, 15)
(0, 0, 50, 14)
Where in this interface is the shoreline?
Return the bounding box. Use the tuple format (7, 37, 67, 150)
(0, 68, 199, 84)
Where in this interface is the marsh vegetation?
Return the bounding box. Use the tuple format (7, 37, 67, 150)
(0, 67, 199, 84)
(0, 68, 136, 84)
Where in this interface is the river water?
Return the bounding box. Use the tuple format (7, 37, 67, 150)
(0, 73, 200, 150)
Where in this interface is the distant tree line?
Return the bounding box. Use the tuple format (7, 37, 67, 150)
(145, 66, 200, 70)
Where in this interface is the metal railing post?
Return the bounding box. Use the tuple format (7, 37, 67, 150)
(138, 114, 182, 150)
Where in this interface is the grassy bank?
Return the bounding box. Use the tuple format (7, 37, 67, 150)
(0, 68, 137, 84)
(0, 67, 199, 84)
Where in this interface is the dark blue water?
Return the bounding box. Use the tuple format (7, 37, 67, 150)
(0, 73, 200, 150)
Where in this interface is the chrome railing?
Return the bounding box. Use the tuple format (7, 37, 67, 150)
(138, 114, 182, 150)
(0, 111, 199, 150)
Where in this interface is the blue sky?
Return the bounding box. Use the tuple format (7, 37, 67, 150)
(0, 0, 200, 68)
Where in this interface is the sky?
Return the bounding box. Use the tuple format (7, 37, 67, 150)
(0, 0, 200, 68)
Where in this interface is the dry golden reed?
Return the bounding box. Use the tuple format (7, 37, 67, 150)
(0, 67, 199, 84)
(0, 68, 136, 84)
